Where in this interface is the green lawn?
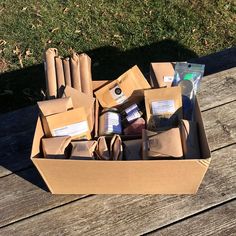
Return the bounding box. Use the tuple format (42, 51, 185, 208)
(0, 0, 235, 112)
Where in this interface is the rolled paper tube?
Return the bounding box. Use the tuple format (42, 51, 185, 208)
(70, 52, 81, 92)
(55, 56, 65, 98)
(63, 57, 72, 87)
(44, 48, 58, 99)
(79, 53, 93, 97)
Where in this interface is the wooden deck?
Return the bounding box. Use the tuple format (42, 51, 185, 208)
(0, 66, 236, 235)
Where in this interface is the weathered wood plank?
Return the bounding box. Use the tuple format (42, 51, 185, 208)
(0, 167, 88, 227)
(0, 145, 235, 235)
(147, 200, 236, 236)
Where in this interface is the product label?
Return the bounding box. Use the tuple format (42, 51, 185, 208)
(110, 84, 127, 104)
(52, 121, 89, 137)
(163, 76, 174, 83)
(105, 112, 122, 134)
(152, 100, 175, 115)
(126, 109, 141, 123)
(125, 103, 138, 114)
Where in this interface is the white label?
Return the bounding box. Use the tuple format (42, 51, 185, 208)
(105, 112, 122, 134)
(125, 103, 138, 114)
(126, 109, 141, 122)
(152, 100, 175, 115)
(110, 85, 127, 105)
(52, 121, 89, 137)
(163, 76, 174, 83)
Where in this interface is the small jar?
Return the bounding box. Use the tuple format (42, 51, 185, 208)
(99, 108, 122, 135)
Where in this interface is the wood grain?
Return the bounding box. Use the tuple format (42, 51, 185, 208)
(147, 200, 236, 236)
(0, 145, 235, 235)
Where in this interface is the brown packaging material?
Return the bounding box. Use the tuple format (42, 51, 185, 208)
(95, 65, 151, 108)
(55, 56, 65, 97)
(180, 119, 201, 159)
(44, 48, 58, 99)
(63, 57, 72, 87)
(46, 107, 91, 140)
(150, 62, 175, 88)
(70, 52, 82, 92)
(79, 53, 93, 98)
(70, 140, 97, 160)
(123, 117, 145, 135)
(95, 136, 110, 160)
(42, 136, 71, 159)
(110, 134, 123, 160)
(123, 139, 142, 160)
(144, 87, 182, 130)
(63, 86, 95, 132)
(142, 128, 183, 159)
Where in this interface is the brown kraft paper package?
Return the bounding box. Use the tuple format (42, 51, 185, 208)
(63, 57, 72, 87)
(150, 62, 175, 88)
(144, 87, 182, 130)
(55, 56, 65, 97)
(70, 52, 82, 92)
(179, 119, 201, 159)
(142, 128, 183, 159)
(70, 140, 97, 160)
(44, 48, 58, 99)
(42, 136, 71, 159)
(63, 86, 95, 132)
(95, 65, 151, 108)
(110, 134, 123, 160)
(123, 139, 142, 160)
(79, 53, 93, 98)
(95, 136, 110, 160)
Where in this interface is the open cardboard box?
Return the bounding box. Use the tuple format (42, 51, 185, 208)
(31, 72, 211, 194)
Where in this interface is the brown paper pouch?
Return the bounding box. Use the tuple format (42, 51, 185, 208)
(110, 134, 123, 160)
(95, 65, 151, 108)
(95, 136, 110, 160)
(179, 119, 201, 159)
(63, 57, 72, 87)
(70, 140, 97, 160)
(123, 139, 142, 160)
(46, 107, 91, 140)
(44, 48, 58, 99)
(142, 128, 183, 159)
(70, 52, 82, 92)
(42, 136, 71, 159)
(79, 53, 93, 98)
(55, 56, 65, 97)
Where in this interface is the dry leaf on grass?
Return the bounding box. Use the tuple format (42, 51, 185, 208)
(13, 45, 23, 68)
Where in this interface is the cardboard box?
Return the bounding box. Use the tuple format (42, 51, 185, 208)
(31, 78, 211, 194)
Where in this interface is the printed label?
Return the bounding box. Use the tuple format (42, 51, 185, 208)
(104, 112, 122, 134)
(110, 85, 127, 105)
(126, 109, 141, 122)
(125, 103, 138, 115)
(163, 76, 174, 83)
(151, 100, 175, 115)
(52, 121, 89, 137)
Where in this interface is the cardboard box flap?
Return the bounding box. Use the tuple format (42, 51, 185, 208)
(37, 97, 73, 117)
(95, 65, 151, 108)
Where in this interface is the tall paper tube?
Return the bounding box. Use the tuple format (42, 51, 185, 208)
(55, 56, 65, 98)
(70, 52, 81, 92)
(79, 53, 93, 98)
(63, 57, 72, 87)
(44, 48, 58, 99)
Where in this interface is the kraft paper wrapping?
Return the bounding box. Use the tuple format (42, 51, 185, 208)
(55, 56, 65, 98)
(44, 48, 58, 99)
(63, 57, 72, 87)
(79, 53, 93, 98)
(70, 53, 82, 92)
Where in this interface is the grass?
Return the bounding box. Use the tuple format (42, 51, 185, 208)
(0, 0, 235, 112)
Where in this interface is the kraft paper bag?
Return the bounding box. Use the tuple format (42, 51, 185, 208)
(55, 56, 65, 98)
(46, 107, 91, 140)
(42, 136, 71, 159)
(95, 136, 110, 160)
(79, 53, 93, 98)
(144, 87, 182, 130)
(63, 86, 95, 132)
(110, 134, 123, 160)
(95, 65, 151, 108)
(44, 48, 58, 99)
(70, 52, 82, 92)
(123, 139, 142, 160)
(150, 62, 175, 88)
(70, 140, 97, 160)
(142, 128, 183, 159)
(63, 57, 72, 87)
(179, 119, 201, 159)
